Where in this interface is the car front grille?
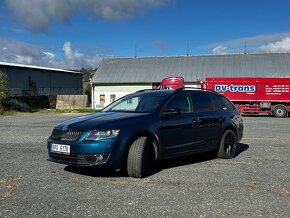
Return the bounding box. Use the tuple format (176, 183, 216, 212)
(50, 128, 84, 142)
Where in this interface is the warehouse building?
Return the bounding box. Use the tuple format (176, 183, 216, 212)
(0, 62, 83, 96)
(91, 53, 290, 109)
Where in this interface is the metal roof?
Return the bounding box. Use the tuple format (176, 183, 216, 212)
(0, 61, 82, 74)
(92, 53, 290, 84)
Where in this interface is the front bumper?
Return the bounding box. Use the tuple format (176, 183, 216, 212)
(48, 152, 110, 166)
(47, 137, 121, 167)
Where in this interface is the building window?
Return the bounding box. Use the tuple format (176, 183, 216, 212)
(100, 94, 105, 104)
(110, 94, 116, 102)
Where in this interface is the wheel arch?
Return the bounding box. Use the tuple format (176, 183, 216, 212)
(223, 116, 239, 133)
(219, 119, 239, 145)
(123, 130, 160, 164)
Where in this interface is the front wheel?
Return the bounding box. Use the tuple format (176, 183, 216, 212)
(273, 105, 287, 118)
(218, 129, 238, 159)
(127, 137, 151, 178)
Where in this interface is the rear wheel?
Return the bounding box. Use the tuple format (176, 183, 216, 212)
(218, 129, 237, 159)
(127, 137, 152, 178)
(273, 105, 287, 118)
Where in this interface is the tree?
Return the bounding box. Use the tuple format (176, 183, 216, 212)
(0, 71, 8, 109)
(80, 67, 96, 106)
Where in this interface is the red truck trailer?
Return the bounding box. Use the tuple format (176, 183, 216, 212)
(206, 77, 290, 118)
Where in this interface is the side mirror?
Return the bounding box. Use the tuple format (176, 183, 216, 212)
(163, 106, 182, 116)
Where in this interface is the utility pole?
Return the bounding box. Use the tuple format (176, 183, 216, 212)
(244, 41, 247, 54)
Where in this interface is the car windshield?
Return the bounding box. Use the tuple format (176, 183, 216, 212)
(102, 92, 169, 113)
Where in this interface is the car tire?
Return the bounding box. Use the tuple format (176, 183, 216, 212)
(127, 137, 151, 178)
(273, 105, 287, 118)
(218, 129, 237, 159)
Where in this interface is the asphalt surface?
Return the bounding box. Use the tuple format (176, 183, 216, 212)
(0, 113, 289, 218)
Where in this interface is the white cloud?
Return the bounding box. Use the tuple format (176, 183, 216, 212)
(15, 55, 33, 64)
(209, 34, 290, 54)
(207, 33, 290, 49)
(5, 0, 171, 32)
(61, 41, 85, 69)
(258, 37, 290, 53)
(43, 52, 55, 59)
(0, 37, 49, 65)
(63, 42, 83, 60)
(213, 45, 227, 55)
(0, 37, 105, 69)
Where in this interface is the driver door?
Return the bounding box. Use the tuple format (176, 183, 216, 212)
(157, 92, 196, 157)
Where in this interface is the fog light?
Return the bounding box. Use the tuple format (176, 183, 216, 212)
(84, 154, 109, 164)
(96, 155, 103, 162)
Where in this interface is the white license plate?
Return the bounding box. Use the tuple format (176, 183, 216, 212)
(51, 143, 70, 155)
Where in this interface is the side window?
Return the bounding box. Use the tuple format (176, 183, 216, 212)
(164, 93, 191, 113)
(190, 92, 215, 112)
(111, 96, 139, 111)
(214, 94, 236, 111)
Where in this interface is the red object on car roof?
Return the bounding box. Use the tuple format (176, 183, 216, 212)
(161, 76, 185, 90)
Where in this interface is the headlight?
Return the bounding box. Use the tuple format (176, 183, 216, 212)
(85, 129, 120, 141)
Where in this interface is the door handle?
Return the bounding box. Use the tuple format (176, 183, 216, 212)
(192, 118, 200, 126)
(219, 116, 225, 123)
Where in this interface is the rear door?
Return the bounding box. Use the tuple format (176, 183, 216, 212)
(189, 91, 222, 151)
(211, 93, 243, 139)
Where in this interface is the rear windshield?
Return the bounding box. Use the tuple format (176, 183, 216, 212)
(211, 93, 236, 111)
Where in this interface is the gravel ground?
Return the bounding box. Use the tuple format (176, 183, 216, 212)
(0, 113, 289, 218)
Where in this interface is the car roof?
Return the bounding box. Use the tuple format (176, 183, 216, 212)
(134, 89, 175, 96)
(133, 89, 219, 98)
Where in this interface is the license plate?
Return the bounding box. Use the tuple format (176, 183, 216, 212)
(50, 143, 70, 155)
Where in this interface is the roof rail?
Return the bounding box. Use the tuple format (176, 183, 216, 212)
(135, 87, 216, 93)
(135, 89, 154, 93)
(175, 87, 217, 93)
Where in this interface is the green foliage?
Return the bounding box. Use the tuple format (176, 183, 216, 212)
(84, 84, 91, 105)
(80, 67, 96, 82)
(0, 71, 8, 110)
(80, 67, 96, 106)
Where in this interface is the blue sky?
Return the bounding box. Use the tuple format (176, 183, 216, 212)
(1, 0, 290, 69)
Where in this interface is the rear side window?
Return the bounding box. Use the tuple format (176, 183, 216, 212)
(190, 92, 215, 112)
(212, 93, 236, 111)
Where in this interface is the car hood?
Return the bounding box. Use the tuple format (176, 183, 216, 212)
(55, 112, 149, 131)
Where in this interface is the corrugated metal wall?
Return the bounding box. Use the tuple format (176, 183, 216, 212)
(0, 65, 82, 96)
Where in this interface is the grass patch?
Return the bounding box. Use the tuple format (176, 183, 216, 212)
(0, 110, 23, 116)
(0, 108, 100, 116)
